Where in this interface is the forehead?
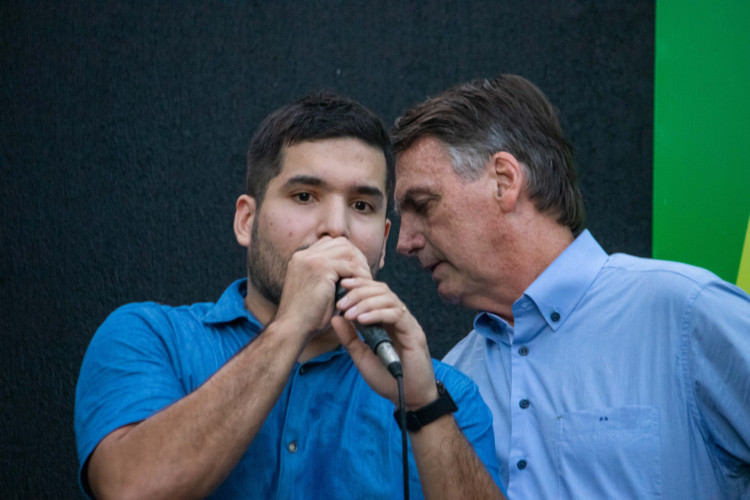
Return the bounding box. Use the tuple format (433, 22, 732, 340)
(275, 137, 387, 190)
(395, 136, 456, 200)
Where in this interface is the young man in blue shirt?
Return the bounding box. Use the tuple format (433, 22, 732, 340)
(75, 93, 504, 499)
(393, 74, 750, 498)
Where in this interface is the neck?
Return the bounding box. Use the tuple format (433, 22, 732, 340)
(471, 213, 575, 324)
(243, 284, 277, 326)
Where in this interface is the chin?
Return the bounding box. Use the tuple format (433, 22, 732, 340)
(437, 285, 462, 306)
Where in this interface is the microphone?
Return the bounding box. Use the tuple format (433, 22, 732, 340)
(335, 283, 403, 378)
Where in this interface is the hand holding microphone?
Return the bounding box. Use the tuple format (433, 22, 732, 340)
(335, 282, 403, 378)
(332, 276, 440, 412)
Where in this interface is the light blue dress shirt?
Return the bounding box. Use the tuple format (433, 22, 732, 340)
(76, 279, 500, 499)
(444, 230, 750, 499)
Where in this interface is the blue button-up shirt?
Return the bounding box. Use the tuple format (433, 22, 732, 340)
(76, 279, 500, 499)
(444, 230, 750, 498)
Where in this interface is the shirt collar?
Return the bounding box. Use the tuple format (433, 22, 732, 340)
(473, 311, 513, 345)
(473, 229, 608, 342)
(201, 278, 264, 331)
(523, 229, 608, 331)
(201, 278, 346, 362)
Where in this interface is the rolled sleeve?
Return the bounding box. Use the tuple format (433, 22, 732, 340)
(74, 303, 186, 492)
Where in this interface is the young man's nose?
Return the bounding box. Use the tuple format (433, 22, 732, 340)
(316, 200, 349, 239)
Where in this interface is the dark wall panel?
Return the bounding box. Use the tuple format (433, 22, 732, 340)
(1, 1, 654, 496)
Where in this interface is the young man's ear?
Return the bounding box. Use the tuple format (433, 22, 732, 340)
(491, 151, 524, 212)
(234, 194, 257, 248)
(378, 218, 392, 270)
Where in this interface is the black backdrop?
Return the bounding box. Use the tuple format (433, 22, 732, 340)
(1, 2, 654, 497)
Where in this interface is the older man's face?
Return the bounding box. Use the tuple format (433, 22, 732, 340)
(395, 136, 502, 308)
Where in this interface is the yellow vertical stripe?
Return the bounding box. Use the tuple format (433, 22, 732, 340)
(737, 215, 750, 293)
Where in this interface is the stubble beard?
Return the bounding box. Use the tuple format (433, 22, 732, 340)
(247, 218, 288, 306)
(246, 217, 383, 307)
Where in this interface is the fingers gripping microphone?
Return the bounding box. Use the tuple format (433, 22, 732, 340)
(335, 283, 403, 379)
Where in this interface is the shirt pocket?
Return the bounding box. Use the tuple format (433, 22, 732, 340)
(556, 406, 662, 499)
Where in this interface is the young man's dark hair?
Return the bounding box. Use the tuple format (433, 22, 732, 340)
(247, 92, 395, 211)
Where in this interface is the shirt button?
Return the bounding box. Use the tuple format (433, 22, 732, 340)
(299, 366, 307, 375)
(517, 459, 527, 470)
(288, 441, 298, 453)
(519, 346, 529, 356)
(519, 399, 530, 409)
(551, 311, 561, 322)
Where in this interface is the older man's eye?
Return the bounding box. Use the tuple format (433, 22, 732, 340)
(412, 200, 430, 215)
(399, 196, 435, 216)
(294, 192, 312, 203)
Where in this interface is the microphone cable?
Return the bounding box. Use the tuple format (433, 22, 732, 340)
(396, 374, 409, 500)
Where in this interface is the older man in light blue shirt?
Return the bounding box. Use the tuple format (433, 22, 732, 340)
(392, 74, 750, 498)
(446, 230, 750, 498)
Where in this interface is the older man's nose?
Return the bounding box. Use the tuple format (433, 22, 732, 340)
(396, 215, 425, 256)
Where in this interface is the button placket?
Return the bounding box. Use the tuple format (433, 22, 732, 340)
(508, 302, 539, 492)
(280, 367, 306, 472)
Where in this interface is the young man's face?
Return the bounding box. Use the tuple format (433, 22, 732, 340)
(246, 137, 391, 305)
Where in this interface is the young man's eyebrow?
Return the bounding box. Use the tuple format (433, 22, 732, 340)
(283, 175, 326, 189)
(284, 175, 384, 200)
(353, 185, 384, 200)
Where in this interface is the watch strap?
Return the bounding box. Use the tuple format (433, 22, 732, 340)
(394, 380, 458, 432)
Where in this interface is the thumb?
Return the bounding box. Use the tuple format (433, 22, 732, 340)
(331, 316, 370, 365)
(331, 316, 396, 398)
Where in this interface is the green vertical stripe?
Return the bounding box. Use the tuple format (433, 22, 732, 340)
(653, 0, 750, 283)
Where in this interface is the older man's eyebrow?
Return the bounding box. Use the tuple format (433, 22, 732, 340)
(395, 187, 439, 214)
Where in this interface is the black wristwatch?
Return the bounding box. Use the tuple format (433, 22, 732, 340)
(394, 380, 458, 432)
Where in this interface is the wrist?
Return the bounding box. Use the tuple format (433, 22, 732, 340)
(405, 384, 440, 412)
(395, 380, 458, 432)
(263, 315, 314, 349)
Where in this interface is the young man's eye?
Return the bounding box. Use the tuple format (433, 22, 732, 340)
(293, 192, 312, 203)
(352, 200, 374, 213)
